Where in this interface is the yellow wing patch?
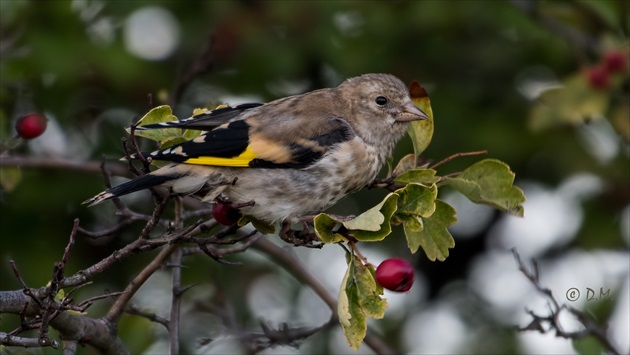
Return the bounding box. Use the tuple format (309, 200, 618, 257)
(183, 146, 257, 167)
(248, 135, 294, 163)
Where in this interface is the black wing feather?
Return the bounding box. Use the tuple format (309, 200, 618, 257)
(136, 103, 262, 131)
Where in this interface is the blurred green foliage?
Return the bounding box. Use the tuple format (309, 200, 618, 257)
(1, 0, 628, 354)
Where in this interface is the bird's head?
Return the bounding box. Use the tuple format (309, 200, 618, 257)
(338, 73, 428, 146)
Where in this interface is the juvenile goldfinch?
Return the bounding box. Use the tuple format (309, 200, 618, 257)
(85, 74, 428, 224)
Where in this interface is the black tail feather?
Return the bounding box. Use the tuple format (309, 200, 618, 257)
(84, 174, 176, 206)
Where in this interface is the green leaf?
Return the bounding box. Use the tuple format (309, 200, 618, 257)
(398, 214, 423, 232)
(408, 81, 434, 158)
(237, 216, 276, 234)
(395, 183, 437, 218)
(128, 105, 181, 143)
(338, 255, 388, 350)
(313, 213, 347, 243)
(394, 168, 439, 186)
(405, 200, 456, 261)
(444, 159, 525, 216)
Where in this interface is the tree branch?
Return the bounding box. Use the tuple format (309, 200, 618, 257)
(512, 248, 621, 355)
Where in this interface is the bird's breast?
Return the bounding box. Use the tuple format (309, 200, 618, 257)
(223, 138, 382, 223)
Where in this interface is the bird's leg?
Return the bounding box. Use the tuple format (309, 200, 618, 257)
(278, 219, 323, 249)
(231, 200, 255, 209)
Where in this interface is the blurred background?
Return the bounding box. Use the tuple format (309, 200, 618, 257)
(1, 1, 628, 354)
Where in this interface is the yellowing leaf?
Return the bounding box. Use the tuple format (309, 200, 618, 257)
(338, 255, 388, 350)
(408, 81, 434, 158)
(338, 261, 365, 350)
(345, 193, 399, 242)
(313, 213, 347, 243)
(444, 159, 525, 216)
(315, 193, 399, 243)
(405, 200, 456, 261)
(343, 194, 393, 231)
(192, 108, 210, 115)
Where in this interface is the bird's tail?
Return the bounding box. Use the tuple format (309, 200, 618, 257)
(83, 173, 176, 206)
(84, 164, 230, 207)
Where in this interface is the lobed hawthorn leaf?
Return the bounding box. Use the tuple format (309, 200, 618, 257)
(407, 81, 434, 160)
(405, 199, 456, 261)
(394, 169, 440, 186)
(444, 159, 525, 216)
(338, 254, 388, 350)
(313, 213, 346, 243)
(395, 183, 437, 218)
(314, 193, 399, 243)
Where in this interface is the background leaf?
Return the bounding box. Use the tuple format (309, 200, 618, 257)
(129, 105, 181, 143)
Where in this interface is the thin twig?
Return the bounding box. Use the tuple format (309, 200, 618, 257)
(512, 248, 621, 355)
(429, 150, 488, 170)
(126, 305, 170, 330)
(105, 244, 179, 324)
(251, 238, 396, 355)
(169, 198, 184, 355)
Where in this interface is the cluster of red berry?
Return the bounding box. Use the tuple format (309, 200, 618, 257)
(586, 50, 628, 90)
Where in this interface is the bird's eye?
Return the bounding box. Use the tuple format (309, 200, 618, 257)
(375, 96, 388, 106)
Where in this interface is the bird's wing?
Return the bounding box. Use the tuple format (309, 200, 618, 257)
(141, 108, 356, 169)
(135, 103, 263, 131)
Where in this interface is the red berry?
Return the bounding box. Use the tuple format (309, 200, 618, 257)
(15, 113, 47, 139)
(586, 66, 610, 90)
(212, 201, 242, 226)
(375, 258, 414, 292)
(603, 50, 628, 73)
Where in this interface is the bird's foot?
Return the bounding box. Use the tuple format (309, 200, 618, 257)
(278, 221, 323, 248)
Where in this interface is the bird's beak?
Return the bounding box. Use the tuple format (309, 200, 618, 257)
(397, 101, 429, 122)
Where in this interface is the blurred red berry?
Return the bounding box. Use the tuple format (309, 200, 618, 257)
(586, 66, 610, 90)
(15, 113, 47, 139)
(212, 201, 242, 226)
(603, 50, 628, 73)
(375, 258, 414, 292)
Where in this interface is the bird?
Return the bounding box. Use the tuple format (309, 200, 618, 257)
(84, 73, 428, 229)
